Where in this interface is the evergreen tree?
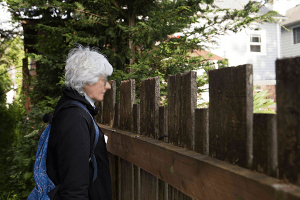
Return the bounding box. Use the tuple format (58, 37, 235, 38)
(5, 0, 277, 101)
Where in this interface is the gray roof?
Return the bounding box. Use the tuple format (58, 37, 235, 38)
(281, 4, 300, 26)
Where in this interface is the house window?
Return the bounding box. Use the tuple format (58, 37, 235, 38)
(293, 27, 300, 44)
(250, 34, 262, 52)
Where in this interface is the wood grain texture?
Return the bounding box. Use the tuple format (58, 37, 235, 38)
(133, 104, 140, 135)
(159, 106, 168, 199)
(140, 77, 160, 199)
(195, 108, 209, 155)
(108, 152, 117, 200)
(121, 158, 134, 200)
(113, 103, 120, 129)
(168, 71, 197, 150)
(140, 169, 158, 200)
(120, 80, 135, 132)
(140, 77, 160, 139)
(159, 106, 168, 143)
(102, 80, 116, 126)
(276, 56, 300, 184)
(209, 65, 253, 168)
(101, 124, 300, 200)
(168, 71, 196, 200)
(253, 114, 278, 177)
(95, 101, 103, 124)
(133, 104, 141, 200)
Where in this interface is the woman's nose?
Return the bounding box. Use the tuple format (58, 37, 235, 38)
(105, 81, 111, 90)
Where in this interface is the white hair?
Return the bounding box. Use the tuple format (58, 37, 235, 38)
(65, 45, 113, 95)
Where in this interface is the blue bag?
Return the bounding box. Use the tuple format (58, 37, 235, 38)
(28, 101, 100, 200)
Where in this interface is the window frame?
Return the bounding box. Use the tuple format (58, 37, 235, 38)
(292, 25, 300, 45)
(247, 30, 266, 55)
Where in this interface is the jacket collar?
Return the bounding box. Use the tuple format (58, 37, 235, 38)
(61, 87, 99, 116)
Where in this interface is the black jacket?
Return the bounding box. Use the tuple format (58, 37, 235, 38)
(47, 87, 112, 200)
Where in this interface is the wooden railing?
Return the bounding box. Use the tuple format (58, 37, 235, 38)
(96, 56, 300, 200)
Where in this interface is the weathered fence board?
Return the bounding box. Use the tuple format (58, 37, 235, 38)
(95, 101, 103, 124)
(108, 152, 117, 200)
(140, 77, 160, 138)
(140, 77, 160, 199)
(159, 106, 168, 143)
(159, 106, 168, 200)
(253, 114, 278, 177)
(102, 80, 116, 126)
(120, 79, 135, 131)
(168, 71, 197, 150)
(209, 65, 253, 168)
(119, 80, 135, 199)
(113, 103, 120, 129)
(276, 56, 300, 184)
(133, 103, 141, 200)
(101, 124, 300, 200)
(133, 104, 140, 135)
(121, 159, 134, 199)
(168, 71, 196, 200)
(195, 108, 209, 155)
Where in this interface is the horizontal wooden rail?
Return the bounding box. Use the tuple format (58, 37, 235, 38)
(99, 124, 300, 200)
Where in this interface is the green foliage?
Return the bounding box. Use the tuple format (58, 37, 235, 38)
(0, 0, 277, 197)
(0, 35, 24, 150)
(0, 95, 59, 199)
(253, 85, 276, 114)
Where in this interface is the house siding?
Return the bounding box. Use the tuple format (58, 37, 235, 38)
(281, 23, 300, 58)
(210, 22, 279, 81)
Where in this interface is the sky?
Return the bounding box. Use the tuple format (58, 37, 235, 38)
(272, 0, 300, 15)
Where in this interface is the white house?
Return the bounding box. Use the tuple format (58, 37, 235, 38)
(281, 4, 300, 58)
(209, 1, 285, 81)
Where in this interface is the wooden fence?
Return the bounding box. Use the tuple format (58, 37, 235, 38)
(96, 56, 300, 200)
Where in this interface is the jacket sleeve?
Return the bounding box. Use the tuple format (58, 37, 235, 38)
(56, 109, 91, 200)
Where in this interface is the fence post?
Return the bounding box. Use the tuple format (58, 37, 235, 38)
(253, 114, 278, 177)
(140, 77, 160, 200)
(102, 80, 116, 126)
(119, 79, 135, 199)
(276, 56, 300, 184)
(195, 108, 209, 155)
(209, 65, 253, 169)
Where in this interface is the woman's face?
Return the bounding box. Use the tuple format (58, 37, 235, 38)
(83, 76, 111, 102)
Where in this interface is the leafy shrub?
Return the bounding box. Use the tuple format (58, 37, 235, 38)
(253, 85, 276, 114)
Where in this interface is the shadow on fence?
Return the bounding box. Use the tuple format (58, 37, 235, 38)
(96, 56, 300, 200)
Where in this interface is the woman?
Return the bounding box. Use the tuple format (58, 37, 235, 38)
(47, 45, 113, 200)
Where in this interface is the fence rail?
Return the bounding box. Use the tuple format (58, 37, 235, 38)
(96, 56, 300, 200)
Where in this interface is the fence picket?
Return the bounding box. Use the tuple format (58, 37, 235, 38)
(133, 104, 141, 200)
(120, 79, 135, 132)
(159, 106, 168, 200)
(168, 71, 196, 199)
(209, 65, 253, 169)
(140, 77, 160, 138)
(195, 108, 209, 155)
(253, 114, 278, 177)
(140, 77, 160, 199)
(102, 80, 116, 126)
(95, 101, 103, 124)
(119, 79, 135, 199)
(276, 56, 300, 184)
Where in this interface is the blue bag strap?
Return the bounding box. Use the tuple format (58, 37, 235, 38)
(70, 101, 99, 182)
